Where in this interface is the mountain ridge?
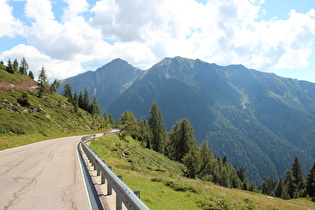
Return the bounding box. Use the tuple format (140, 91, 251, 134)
(59, 58, 144, 111)
(62, 56, 315, 184)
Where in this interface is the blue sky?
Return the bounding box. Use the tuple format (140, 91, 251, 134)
(0, 0, 314, 82)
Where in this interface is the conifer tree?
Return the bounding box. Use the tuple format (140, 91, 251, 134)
(148, 101, 166, 153)
(37, 66, 49, 98)
(182, 144, 200, 178)
(82, 88, 90, 111)
(6, 58, 13, 73)
(118, 111, 139, 138)
(50, 79, 60, 92)
(169, 118, 197, 162)
(73, 91, 79, 113)
(78, 91, 84, 109)
(62, 83, 73, 103)
(198, 140, 213, 177)
(274, 179, 283, 198)
(283, 169, 295, 199)
(28, 71, 34, 79)
(13, 59, 19, 73)
(19, 57, 29, 75)
(291, 156, 305, 197)
(138, 119, 151, 148)
(306, 161, 315, 198)
(89, 96, 101, 116)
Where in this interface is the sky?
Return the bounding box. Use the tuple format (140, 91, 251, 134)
(0, 0, 315, 82)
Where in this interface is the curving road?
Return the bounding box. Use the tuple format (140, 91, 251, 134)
(0, 135, 92, 210)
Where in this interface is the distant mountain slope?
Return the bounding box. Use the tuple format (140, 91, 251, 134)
(106, 57, 315, 185)
(58, 58, 143, 111)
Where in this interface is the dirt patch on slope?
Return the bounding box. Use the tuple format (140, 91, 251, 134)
(0, 78, 38, 92)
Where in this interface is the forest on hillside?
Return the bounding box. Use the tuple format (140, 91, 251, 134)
(115, 101, 315, 202)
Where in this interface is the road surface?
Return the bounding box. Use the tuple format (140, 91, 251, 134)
(0, 135, 92, 210)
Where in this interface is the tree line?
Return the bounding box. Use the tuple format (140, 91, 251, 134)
(62, 83, 115, 127)
(260, 156, 315, 201)
(1, 58, 34, 79)
(1, 58, 60, 98)
(117, 101, 254, 191)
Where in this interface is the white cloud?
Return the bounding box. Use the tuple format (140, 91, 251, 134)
(1, 0, 315, 80)
(0, 0, 23, 37)
(0, 44, 85, 80)
(62, 0, 89, 21)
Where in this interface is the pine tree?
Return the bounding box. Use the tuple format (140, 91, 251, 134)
(82, 88, 90, 111)
(118, 111, 139, 138)
(6, 58, 13, 73)
(306, 161, 315, 198)
(89, 96, 101, 116)
(283, 169, 295, 199)
(78, 91, 84, 109)
(19, 57, 29, 75)
(198, 140, 213, 177)
(13, 59, 19, 73)
(182, 144, 200, 178)
(169, 118, 197, 162)
(291, 156, 305, 197)
(50, 79, 60, 92)
(73, 91, 79, 113)
(37, 66, 49, 98)
(274, 179, 283, 198)
(138, 119, 151, 148)
(28, 71, 34, 79)
(62, 83, 73, 103)
(148, 101, 166, 153)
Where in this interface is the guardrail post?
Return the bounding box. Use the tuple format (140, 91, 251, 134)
(134, 190, 140, 199)
(101, 160, 106, 184)
(107, 166, 112, 195)
(116, 175, 123, 210)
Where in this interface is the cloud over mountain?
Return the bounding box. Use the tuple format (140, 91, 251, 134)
(0, 0, 314, 80)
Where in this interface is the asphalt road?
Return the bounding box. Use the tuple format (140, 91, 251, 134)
(0, 135, 92, 210)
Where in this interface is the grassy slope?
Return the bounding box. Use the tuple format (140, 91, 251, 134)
(0, 66, 105, 150)
(89, 135, 315, 210)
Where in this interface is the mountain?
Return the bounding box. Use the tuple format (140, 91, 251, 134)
(105, 57, 315, 185)
(61, 56, 315, 185)
(58, 58, 143, 111)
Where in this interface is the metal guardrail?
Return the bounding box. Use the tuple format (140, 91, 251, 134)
(80, 133, 149, 210)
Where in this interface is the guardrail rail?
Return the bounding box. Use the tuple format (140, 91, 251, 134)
(80, 133, 149, 210)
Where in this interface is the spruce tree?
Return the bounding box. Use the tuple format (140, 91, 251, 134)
(182, 144, 200, 178)
(13, 59, 19, 73)
(19, 57, 29, 75)
(89, 96, 101, 116)
(6, 58, 13, 73)
(82, 88, 90, 111)
(138, 119, 151, 148)
(283, 169, 295, 199)
(78, 91, 84, 109)
(118, 111, 139, 138)
(62, 83, 73, 103)
(169, 118, 197, 162)
(50, 79, 60, 92)
(274, 179, 283, 198)
(37, 66, 49, 98)
(28, 71, 34, 79)
(291, 156, 305, 197)
(306, 161, 315, 198)
(148, 101, 166, 153)
(198, 140, 213, 177)
(73, 91, 79, 113)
